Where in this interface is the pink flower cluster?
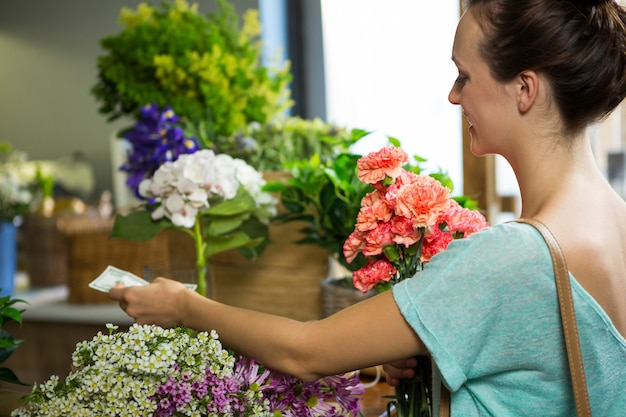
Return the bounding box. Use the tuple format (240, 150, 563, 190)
(344, 146, 489, 293)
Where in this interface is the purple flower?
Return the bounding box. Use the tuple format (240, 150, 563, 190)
(120, 103, 199, 199)
(153, 355, 365, 416)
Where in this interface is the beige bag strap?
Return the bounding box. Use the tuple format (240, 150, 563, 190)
(439, 218, 592, 417)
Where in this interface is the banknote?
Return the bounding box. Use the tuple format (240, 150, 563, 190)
(89, 265, 197, 292)
(89, 265, 148, 293)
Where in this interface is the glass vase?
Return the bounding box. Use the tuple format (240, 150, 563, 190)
(0, 220, 17, 297)
(387, 355, 432, 417)
(143, 260, 212, 298)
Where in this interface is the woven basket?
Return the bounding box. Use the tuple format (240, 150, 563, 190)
(21, 215, 70, 287)
(320, 277, 376, 318)
(57, 216, 194, 304)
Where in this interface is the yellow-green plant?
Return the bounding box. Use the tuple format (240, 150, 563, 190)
(92, 0, 292, 140)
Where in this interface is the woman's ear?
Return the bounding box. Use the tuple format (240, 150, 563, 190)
(517, 70, 540, 113)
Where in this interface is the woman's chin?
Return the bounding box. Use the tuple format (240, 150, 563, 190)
(469, 137, 487, 157)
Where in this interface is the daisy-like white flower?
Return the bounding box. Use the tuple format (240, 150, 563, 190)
(12, 324, 364, 417)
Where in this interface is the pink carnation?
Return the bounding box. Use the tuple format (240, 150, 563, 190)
(390, 215, 422, 247)
(441, 201, 489, 237)
(355, 206, 380, 232)
(361, 189, 385, 208)
(352, 258, 397, 293)
(343, 231, 366, 264)
(394, 175, 451, 228)
(357, 146, 409, 184)
(362, 222, 395, 256)
(421, 227, 453, 262)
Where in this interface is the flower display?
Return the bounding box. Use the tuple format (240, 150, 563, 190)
(12, 324, 365, 416)
(119, 104, 200, 199)
(343, 146, 489, 416)
(112, 148, 277, 296)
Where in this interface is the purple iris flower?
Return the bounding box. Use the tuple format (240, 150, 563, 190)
(120, 103, 200, 199)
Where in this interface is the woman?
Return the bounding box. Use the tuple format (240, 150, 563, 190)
(110, 0, 626, 414)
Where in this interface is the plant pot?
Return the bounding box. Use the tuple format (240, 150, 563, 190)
(0, 221, 17, 297)
(21, 214, 69, 288)
(320, 277, 376, 318)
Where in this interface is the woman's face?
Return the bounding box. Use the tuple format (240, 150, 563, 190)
(448, 10, 519, 157)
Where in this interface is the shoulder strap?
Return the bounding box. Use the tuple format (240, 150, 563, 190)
(514, 218, 592, 416)
(439, 218, 592, 417)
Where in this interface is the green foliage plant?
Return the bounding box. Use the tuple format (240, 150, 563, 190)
(92, 0, 293, 141)
(0, 295, 27, 385)
(201, 116, 366, 172)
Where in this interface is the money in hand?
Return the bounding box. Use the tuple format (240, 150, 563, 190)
(89, 265, 148, 293)
(89, 265, 198, 292)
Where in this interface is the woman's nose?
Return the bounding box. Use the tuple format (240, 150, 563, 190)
(448, 84, 460, 105)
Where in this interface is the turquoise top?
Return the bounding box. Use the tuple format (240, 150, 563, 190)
(393, 222, 626, 416)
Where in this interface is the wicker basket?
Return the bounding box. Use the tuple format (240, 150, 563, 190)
(21, 215, 70, 287)
(211, 218, 328, 321)
(57, 215, 194, 304)
(320, 277, 376, 318)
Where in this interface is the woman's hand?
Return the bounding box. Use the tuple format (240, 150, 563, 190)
(109, 277, 190, 327)
(383, 357, 418, 387)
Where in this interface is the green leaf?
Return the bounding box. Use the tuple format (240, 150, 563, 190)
(0, 340, 20, 363)
(110, 210, 175, 242)
(0, 367, 28, 386)
(204, 232, 253, 258)
(0, 307, 23, 326)
(261, 181, 288, 193)
(205, 188, 256, 216)
(387, 135, 402, 147)
(205, 213, 248, 236)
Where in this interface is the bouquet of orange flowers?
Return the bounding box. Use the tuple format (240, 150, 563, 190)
(343, 146, 489, 416)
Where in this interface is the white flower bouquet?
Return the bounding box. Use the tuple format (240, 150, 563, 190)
(11, 324, 365, 416)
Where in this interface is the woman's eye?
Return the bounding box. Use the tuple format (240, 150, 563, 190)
(455, 75, 468, 85)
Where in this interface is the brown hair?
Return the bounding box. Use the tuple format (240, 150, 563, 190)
(464, 0, 626, 135)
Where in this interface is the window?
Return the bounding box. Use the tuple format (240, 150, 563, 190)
(320, 0, 463, 192)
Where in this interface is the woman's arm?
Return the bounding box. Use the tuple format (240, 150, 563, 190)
(109, 277, 426, 381)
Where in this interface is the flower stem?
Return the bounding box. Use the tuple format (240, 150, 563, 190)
(193, 218, 207, 297)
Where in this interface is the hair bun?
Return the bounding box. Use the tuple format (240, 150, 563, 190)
(569, 0, 611, 7)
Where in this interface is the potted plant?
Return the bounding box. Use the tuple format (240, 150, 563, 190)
(92, 0, 292, 141)
(0, 294, 27, 415)
(206, 116, 365, 172)
(0, 294, 26, 386)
